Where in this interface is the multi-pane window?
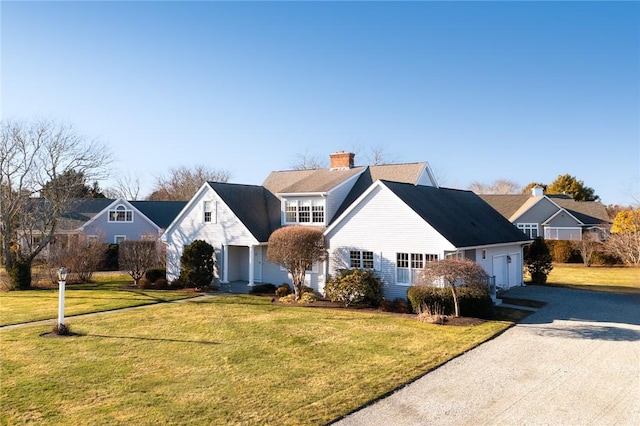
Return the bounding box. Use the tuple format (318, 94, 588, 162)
(350, 250, 374, 269)
(411, 253, 423, 283)
(299, 201, 311, 223)
(397, 252, 439, 285)
(204, 201, 215, 223)
(109, 205, 133, 222)
(284, 199, 325, 224)
(312, 200, 324, 223)
(517, 223, 538, 238)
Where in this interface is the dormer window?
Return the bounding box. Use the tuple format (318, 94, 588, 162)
(108, 204, 133, 222)
(285, 198, 325, 224)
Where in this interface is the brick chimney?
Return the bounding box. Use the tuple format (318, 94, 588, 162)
(330, 151, 355, 170)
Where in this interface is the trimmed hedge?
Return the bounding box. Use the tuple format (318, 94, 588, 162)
(407, 285, 494, 319)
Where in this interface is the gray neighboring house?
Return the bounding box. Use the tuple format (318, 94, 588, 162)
(28, 198, 186, 260)
(480, 186, 611, 241)
(79, 198, 187, 244)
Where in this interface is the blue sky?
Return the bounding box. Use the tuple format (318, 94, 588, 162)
(2, 1, 638, 206)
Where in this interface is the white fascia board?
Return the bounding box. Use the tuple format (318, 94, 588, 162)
(278, 192, 327, 197)
(161, 182, 213, 239)
(456, 240, 534, 251)
(542, 207, 584, 226)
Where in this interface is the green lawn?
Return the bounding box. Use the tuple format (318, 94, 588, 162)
(544, 264, 639, 294)
(0, 274, 200, 326)
(0, 295, 512, 425)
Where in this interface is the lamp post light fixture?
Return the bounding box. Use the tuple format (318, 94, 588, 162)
(57, 267, 68, 329)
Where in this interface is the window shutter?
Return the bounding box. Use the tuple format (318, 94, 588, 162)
(374, 252, 381, 271)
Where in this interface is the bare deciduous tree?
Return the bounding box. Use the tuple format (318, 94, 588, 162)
(104, 172, 142, 200)
(147, 165, 231, 201)
(416, 258, 489, 317)
(0, 119, 111, 287)
(291, 150, 327, 170)
(266, 226, 325, 301)
(572, 231, 603, 267)
(119, 240, 159, 286)
(46, 233, 107, 283)
(469, 179, 521, 195)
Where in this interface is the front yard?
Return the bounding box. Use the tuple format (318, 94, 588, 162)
(1, 294, 511, 425)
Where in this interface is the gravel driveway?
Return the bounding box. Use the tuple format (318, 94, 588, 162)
(333, 286, 640, 425)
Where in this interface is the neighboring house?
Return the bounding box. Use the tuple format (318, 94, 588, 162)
(80, 198, 187, 244)
(480, 186, 611, 241)
(26, 198, 186, 260)
(162, 152, 531, 300)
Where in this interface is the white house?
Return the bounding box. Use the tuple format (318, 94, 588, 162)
(161, 152, 531, 299)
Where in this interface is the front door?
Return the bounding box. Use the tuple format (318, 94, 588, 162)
(253, 246, 262, 282)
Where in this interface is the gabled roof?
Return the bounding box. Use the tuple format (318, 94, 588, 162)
(262, 162, 432, 195)
(331, 163, 436, 223)
(263, 167, 366, 194)
(334, 181, 530, 248)
(208, 182, 281, 242)
(477, 194, 531, 219)
(479, 194, 611, 226)
(130, 201, 187, 229)
(369, 162, 430, 184)
(548, 195, 611, 225)
(57, 198, 115, 231)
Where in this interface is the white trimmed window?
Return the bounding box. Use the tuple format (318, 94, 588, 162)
(397, 252, 438, 285)
(114, 235, 126, 244)
(108, 205, 133, 222)
(350, 250, 374, 269)
(203, 201, 216, 223)
(517, 223, 538, 238)
(284, 199, 325, 224)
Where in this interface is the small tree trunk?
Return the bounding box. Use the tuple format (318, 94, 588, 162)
(450, 284, 460, 317)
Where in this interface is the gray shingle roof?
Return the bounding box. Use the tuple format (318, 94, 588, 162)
(130, 201, 188, 229)
(479, 194, 611, 225)
(208, 182, 281, 242)
(262, 162, 429, 195)
(264, 167, 366, 194)
(383, 181, 531, 248)
(58, 198, 114, 231)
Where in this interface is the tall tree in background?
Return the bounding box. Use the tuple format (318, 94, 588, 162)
(41, 169, 105, 199)
(0, 119, 111, 288)
(469, 179, 521, 194)
(147, 165, 231, 201)
(546, 174, 599, 201)
(266, 226, 325, 301)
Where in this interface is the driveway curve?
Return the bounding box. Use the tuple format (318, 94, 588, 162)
(333, 286, 640, 425)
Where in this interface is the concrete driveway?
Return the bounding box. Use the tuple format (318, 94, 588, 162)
(333, 286, 640, 425)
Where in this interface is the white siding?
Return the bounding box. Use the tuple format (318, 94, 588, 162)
(326, 172, 363, 222)
(325, 184, 455, 300)
(163, 186, 259, 281)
